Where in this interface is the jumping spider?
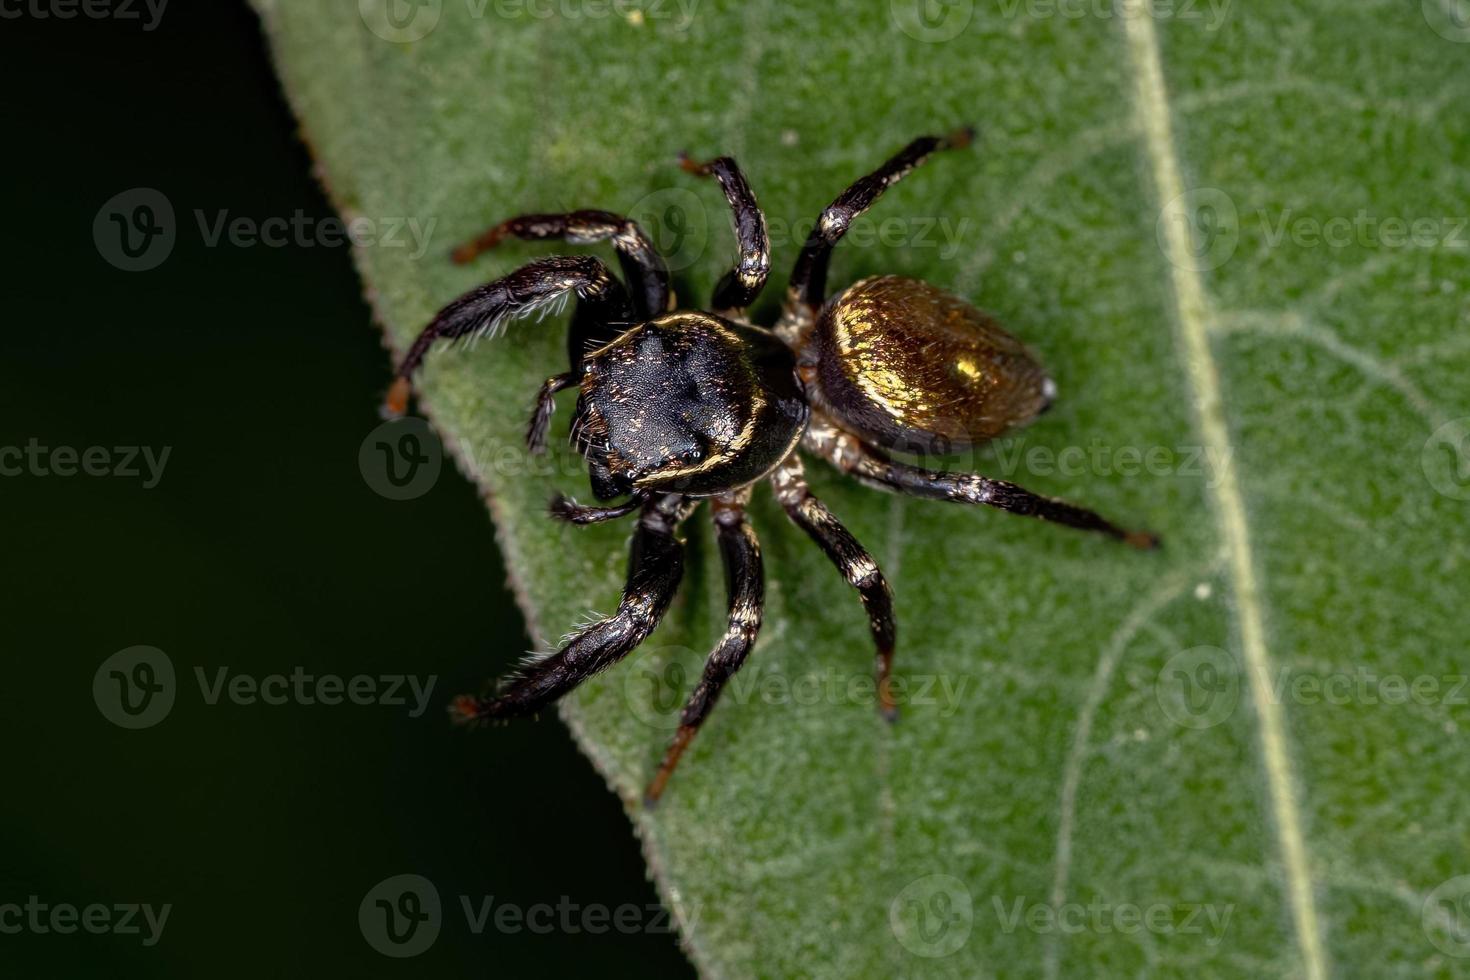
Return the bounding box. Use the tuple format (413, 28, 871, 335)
(384, 130, 1158, 805)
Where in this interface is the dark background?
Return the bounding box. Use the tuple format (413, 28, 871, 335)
(0, 2, 693, 976)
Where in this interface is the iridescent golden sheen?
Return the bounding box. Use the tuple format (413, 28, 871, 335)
(812, 275, 1053, 452)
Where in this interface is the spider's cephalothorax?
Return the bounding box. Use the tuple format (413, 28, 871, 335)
(573, 312, 809, 500)
(384, 130, 1159, 805)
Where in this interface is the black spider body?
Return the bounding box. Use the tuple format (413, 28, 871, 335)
(575, 313, 808, 500)
(385, 131, 1158, 805)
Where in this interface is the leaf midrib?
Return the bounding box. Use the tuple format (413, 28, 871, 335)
(1118, 6, 1328, 980)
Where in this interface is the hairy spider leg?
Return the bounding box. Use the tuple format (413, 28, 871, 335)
(804, 416, 1159, 549)
(678, 153, 771, 314)
(451, 494, 695, 723)
(382, 255, 631, 419)
(784, 128, 976, 318)
(450, 210, 671, 320)
(645, 489, 764, 806)
(771, 454, 899, 721)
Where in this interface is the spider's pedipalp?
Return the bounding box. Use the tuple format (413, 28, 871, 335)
(526, 371, 577, 454)
(771, 454, 899, 721)
(645, 488, 764, 806)
(548, 492, 644, 525)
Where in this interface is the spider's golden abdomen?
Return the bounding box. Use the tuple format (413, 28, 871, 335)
(812, 275, 1053, 453)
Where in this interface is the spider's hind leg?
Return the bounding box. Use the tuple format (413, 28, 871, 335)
(805, 416, 1160, 549)
(452, 494, 694, 724)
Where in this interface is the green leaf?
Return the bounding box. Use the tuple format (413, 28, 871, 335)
(251, 1, 1470, 975)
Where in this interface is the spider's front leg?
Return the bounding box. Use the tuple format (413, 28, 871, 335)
(450, 209, 671, 320)
(771, 454, 900, 722)
(382, 255, 631, 418)
(450, 493, 694, 723)
(805, 416, 1159, 549)
(644, 488, 764, 806)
